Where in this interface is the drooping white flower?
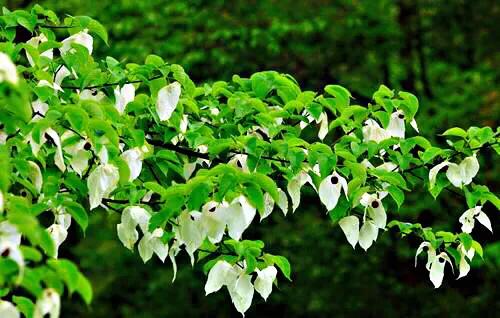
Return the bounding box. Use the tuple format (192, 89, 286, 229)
(25, 34, 53, 66)
(79, 88, 106, 101)
(457, 243, 475, 279)
(338, 216, 360, 249)
(120, 147, 144, 181)
(169, 239, 181, 282)
(459, 205, 492, 234)
(0, 222, 23, 270)
(0, 300, 20, 318)
(0, 52, 19, 85)
(287, 170, 315, 213)
(87, 164, 120, 209)
(175, 210, 205, 265)
(254, 266, 277, 301)
(114, 84, 135, 114)
(0, 129, 7, 145)
(318, 171, 348, 211)
(27, 129, 65, 172)
(54, 65, 77, 87)
(360, 192, 387, 229)
(276, 188, 289, 216)
(116, 206, 151, 250)
(362, 119, 390, 143)
(61, 131, 91, 176)
(318, 112, 329, 140)
(156, 82, 181, 121)
(429, 252, 453, 288)
(229, 154, 249, 173)
(227, 264, 254, 316)
(205, 260, 237, 295)
(260, 192, 275, 221)
(428, 155, 479, 188)
(34, 288, 60, 318)
(47, 224, 68, 259)
(31, 99, 49, 120)
(60, 29, 93, 55)
(358, 220, 378, 251)
(27, 161, 43, 193)
(138, 228, 169, 263)
(414, 241, 436, 270)
(200, 201, 226, 243)
(387, 111, 405, 138)
(217, 196, 256, 241)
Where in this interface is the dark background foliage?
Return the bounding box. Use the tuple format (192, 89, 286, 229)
(5, 0, 500, 317)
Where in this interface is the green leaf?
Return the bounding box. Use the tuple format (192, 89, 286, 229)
(387, 185, 404, 209)
(244, 183, 265, 214)
(329, 195, 349, 223)
(63, 201, 89, 233)
(187, 182, 211, 211)
(324, 85, 351, 111)
(442, 127, 467, 138)
(263, 254, 292, 281)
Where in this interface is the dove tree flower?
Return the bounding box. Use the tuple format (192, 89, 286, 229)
(0, 52, 18, 84)
(458, 206, 492, 234)
(428, 155, 480, 188)
(0, 300, 20, 318)
(318, 171, 348, 211)
(156, 81, 181, 121)
(87, 164, 120, 209)
(362, 119, 390, 143)
(60, 29, 93, 55)
(429, 252, 453, 288)
(114, 84, 135, 114)
(25, 34, 53, 66)
(287, 170, 316, 212)
(34, 289, 60, 318)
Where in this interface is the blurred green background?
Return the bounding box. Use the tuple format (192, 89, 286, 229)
(5, 0, 500, 317)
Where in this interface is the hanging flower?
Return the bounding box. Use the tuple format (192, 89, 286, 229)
(360, 192, 387, 229)
(254, 266, 278, 301)
(34, 288, 60, 318)
(458, 205, 492, 234)
(200, 201, 226, 243)
(156, 82, 181, 121)
(362, 119, 390, 143)
(457, 243, 475, 279)
(120, 147, 145, 181)
(114, 84, 135, 114)
(414, 241, 436, 270)
(116, 206, 151, 250)
(79, 88, 106, 101)
(0, 300, 20, 318)
(0, 52, 18, 85)
(218, 196, 256, 241)
(428, 155, 479, 188)
(429, 252, 453, 288)
(338, 215, 360, 249)
(60, 29, 93, 55)
(61, 131, 91, 176)
(87, 164, 120, 209)
(318, 171, 348, 211)
(25, 34, 53, 67)
(175, 210, 205, 265)
(287, 170, 316, 212)
(138, 228, 169, 263)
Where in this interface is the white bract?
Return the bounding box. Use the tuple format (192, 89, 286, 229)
(27, 128, 66, 172)
(429, 252, 453, 288)
(60, 29, 93, 55)
(25, 34, 53, 66)
(156, 82, 181, 121)
(362, 119, 390, 143)
(428, 155, 479, 188)
(87, 164, 120, 209)
(287, 170, 315, 212)
(457, 243, 475, 279)
(0, 222, 23, 270)
(0, 52, 18, 84)
(386, 110, 419, 138)
(205, 261, 276, 316)
(116, 206, 150, 250)
(318, 171, 348, 211)
(360, 192, 387, 229)
(61, 131, 91, 176)
(414, 241, 436, 270)
(34, 288, 60, 318)
(175, 210, 204, 265)
(120, 147, 145, 181)
(0, 300, 20, 318)
(114, 84, 135, 114)
(458, 205, 492, 234)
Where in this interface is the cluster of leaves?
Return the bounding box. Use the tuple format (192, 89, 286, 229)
(0, 5, 498, 317)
